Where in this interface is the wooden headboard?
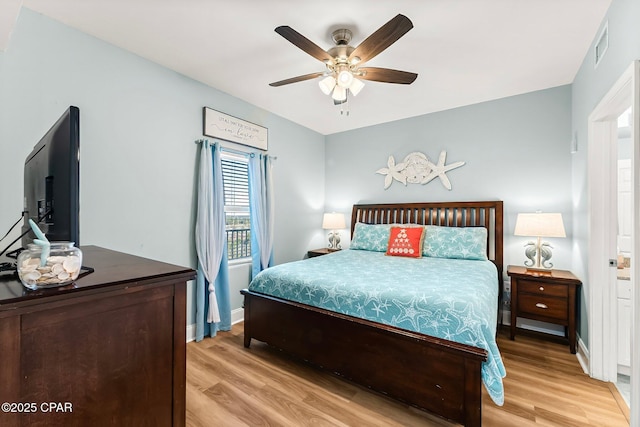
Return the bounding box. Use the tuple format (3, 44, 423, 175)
(351, 201, 504, 276)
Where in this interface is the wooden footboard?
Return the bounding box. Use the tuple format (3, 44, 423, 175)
(241, 289, 487, 427)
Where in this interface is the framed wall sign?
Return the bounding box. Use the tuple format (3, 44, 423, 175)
(203, 107, 268, 151)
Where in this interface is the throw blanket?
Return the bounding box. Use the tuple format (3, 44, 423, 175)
(249, 249, 506, 405)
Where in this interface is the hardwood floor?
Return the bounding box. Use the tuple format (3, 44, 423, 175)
(186, 324, 629, 426)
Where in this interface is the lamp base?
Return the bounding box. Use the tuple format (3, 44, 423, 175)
(523, 238, 555, 270)
(327, 231, 342, 249)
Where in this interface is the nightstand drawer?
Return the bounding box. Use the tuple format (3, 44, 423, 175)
(519, 279, 568, 298)
(518, 294, 568, 321)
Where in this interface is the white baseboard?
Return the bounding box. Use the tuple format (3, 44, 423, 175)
(576, 334, 589, 374)
(186, 308, 244, 343)
(231, 307, 245, 325)
(186, 323, 196, 343)
(502, 309, 511, 325)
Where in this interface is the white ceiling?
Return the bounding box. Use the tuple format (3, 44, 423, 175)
(1, 0, 612, 135)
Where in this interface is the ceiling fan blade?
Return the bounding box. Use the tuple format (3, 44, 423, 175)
(358, 67, 418, 84)
(349, 14, 413, 64)
(275, 26, 333, 63)
(269, 72, 325, 87)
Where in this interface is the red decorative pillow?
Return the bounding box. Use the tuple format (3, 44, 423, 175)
(386, 226, 425, 258)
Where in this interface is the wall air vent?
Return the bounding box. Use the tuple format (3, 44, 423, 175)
(594, 22, 608, 68)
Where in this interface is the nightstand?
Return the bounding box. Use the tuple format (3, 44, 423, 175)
(307, 248, 340, 258)
(507, 265, 582, 353)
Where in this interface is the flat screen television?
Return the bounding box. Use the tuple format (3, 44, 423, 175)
(21, 106, 80, 248)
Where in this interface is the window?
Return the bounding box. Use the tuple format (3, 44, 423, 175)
(221, 154, 251, 260)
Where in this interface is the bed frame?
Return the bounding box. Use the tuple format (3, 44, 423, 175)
(241, 201, 503, 426)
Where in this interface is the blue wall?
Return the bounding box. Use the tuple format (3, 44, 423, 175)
(0, 8, 325, 326)
(325, 86, 574, 273)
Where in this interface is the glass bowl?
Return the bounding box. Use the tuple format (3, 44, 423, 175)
(17, 242, 83, 290)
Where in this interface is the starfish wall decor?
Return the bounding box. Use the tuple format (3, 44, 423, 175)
(376, 151, 465, 190)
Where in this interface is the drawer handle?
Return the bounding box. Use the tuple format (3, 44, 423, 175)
(539, 286, 544, 291)
(536, 303, 548, 309)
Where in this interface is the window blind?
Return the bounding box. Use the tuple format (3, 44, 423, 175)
(221, 157, 249, 212)
(221, 155, 251, 260)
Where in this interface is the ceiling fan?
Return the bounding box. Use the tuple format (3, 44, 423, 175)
(269, 14, 418, 106)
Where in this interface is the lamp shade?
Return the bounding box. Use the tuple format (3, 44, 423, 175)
(331, 86, 347, 102)
(349, 78, 365, 96)
(514, 213, 566, 238)
(318, 76, 336, 95)
(322, 212, 346, 230)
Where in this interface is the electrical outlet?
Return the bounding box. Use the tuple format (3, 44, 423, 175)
(503, 280, 510, 292)
(503, 291, 511, 303)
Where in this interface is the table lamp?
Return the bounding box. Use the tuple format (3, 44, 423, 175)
(514, 212, 566, 270)
(322, 213, 346, 249)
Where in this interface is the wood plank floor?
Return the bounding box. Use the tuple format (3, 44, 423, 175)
(186, 324, 629, 426)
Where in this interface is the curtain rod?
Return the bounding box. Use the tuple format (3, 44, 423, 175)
(194, 139, 255, 158)
(194, 139, 276, 160)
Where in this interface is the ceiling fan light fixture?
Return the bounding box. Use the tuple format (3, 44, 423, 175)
(332, 85, 347, 102)
(270, 15, 417, 113)
(318, 76, 336, 95)
(349, 78, 365, 96)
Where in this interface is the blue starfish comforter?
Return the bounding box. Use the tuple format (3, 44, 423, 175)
(248, 249, 506, 405)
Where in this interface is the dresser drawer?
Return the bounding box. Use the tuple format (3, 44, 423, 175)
(519, 279, 568, 298)
(518, 294, 568, 322)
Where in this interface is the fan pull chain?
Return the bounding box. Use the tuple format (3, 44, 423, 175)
(340, 91, 350, 116)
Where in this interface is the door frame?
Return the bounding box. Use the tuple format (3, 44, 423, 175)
(588, 60, 639, 423)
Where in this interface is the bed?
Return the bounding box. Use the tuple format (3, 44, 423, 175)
(241, 201, 504, 426)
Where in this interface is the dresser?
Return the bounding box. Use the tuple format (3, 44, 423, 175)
(507, 265, 582, 353)
(0, 246, 196, 426)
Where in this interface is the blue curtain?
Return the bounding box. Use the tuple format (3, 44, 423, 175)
(195, 140, 231, 341)
(249, 154, 274, 279)
(195, 251, 231, 340)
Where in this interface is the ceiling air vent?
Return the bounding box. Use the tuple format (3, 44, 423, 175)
(594, 22, 608, 68)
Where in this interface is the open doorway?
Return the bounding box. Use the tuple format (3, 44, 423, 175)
(588, 61, 639, 425)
